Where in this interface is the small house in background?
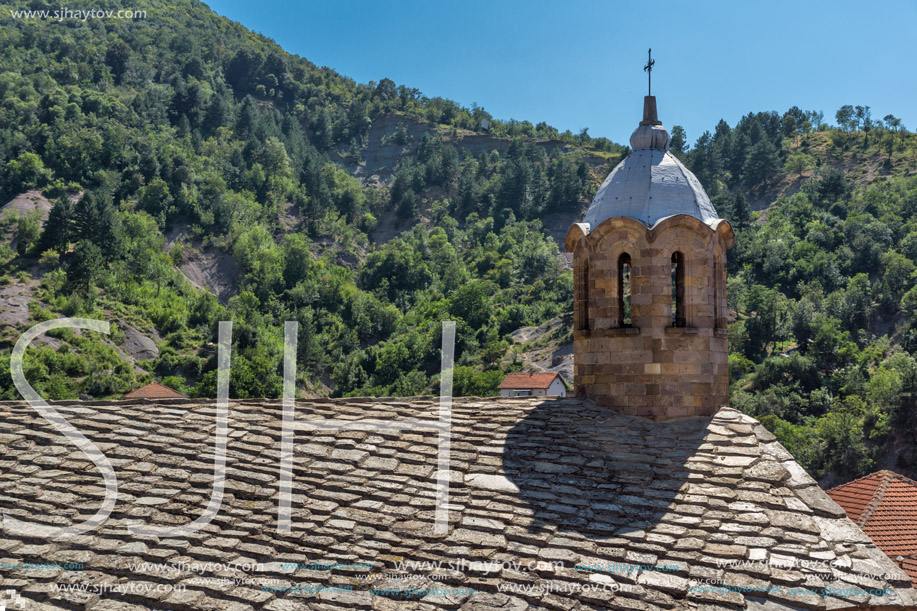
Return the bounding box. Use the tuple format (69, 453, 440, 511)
(123, 382, 187, 399)
(497, 372, 566, 398)
(827, 470, 917, 582)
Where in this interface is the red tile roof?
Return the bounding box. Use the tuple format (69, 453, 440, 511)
(123, 382, 187, 399)
(497, 372, 562, 390)
(900, 556, 917, 582)
(827, 470, 917, 582)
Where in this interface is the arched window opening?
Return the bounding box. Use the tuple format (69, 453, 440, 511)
(671, 251, 685, 327)
(618, 253, 632, 326)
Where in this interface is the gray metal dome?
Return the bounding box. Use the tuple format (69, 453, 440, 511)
(583, 97, 720, 229)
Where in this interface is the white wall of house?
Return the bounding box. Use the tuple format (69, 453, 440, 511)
(499, 378, 567, 398)
(548, 378, 567, 397)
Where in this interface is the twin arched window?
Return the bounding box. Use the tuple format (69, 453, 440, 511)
(615, 251, 687, 327)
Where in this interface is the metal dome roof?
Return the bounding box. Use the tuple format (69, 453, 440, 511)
(583, 97, 720, 229)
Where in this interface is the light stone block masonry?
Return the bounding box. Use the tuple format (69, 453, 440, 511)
(566, 96, 735, 419)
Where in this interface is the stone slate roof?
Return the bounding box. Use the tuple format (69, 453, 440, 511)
(0, 396, 914, 611)
(583, 148, 721, 231)
(827, 470, 917, 581)
(583, 97, 721, 232)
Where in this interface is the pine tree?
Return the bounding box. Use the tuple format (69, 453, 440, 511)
(67, 240, 103, 293)
(71, 192, 123, 261)
(743, 139, 781, 188)
(669, 125, 688, 154)
(40, 198, 75, 255)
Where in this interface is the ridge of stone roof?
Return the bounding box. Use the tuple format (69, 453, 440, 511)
(0, 396, 914, 610)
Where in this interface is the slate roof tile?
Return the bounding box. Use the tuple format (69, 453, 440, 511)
(0, 397, 914, 610)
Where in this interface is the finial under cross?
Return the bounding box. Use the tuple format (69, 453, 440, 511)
(644, 48, 654, 96)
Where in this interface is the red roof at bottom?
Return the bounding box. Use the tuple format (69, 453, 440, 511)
(123, 382, 187, 399)
(498, 372, 562, 390)
(827, 470, 917, 583)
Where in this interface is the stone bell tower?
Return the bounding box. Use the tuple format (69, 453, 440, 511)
(565, 95, 734, 420)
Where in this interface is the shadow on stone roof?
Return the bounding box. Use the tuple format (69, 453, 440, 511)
(2, 397, 916, 609)
(503, 398, 710, 537)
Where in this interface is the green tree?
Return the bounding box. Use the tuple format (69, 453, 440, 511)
(233, 225, 283, 297)
(105, 41, 132, 84)
(282, 234, 313, 288)
(882, 132, 896, 161)
(817, 397, 872, 478)
(137, 178, 174, 226)
(884, 114, 902, 131)
(67, 240, 104, 293)
(669, 125, 687, 154)
(450, 280, 495, 329)
(453, 366, 505, 397)
(2, 152, 51, 197)
(784, 153, 814, 176)
(346, 100, 371, 142)
(743, 139, 781, 188)
(743, 285, 787, 359)
(835, 105, 855, 133)
(16, 214, 40, 256)
(40, 198, 75, 255)
(880, 252, 915, 304)
(855, 105, 871, 144)
(72, 192, 123, 261)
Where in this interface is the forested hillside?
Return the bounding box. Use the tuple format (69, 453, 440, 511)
(0, 0, 616, 403)
(1, 0, 917, 486)
(678, 110, 917, 485)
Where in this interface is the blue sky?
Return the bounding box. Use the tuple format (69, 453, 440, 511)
(207, 0, 917, 147)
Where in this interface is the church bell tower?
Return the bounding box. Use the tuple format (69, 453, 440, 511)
(565, 75, 734, 419)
